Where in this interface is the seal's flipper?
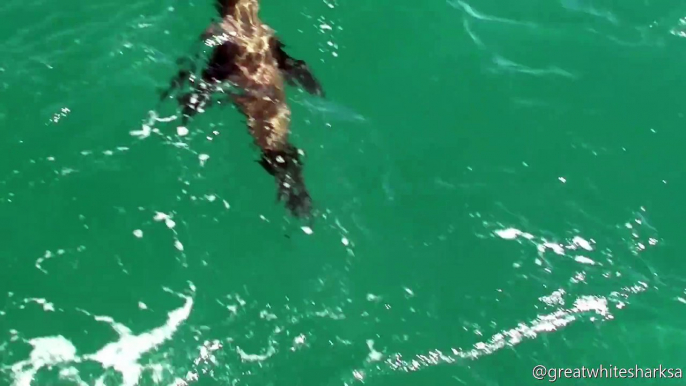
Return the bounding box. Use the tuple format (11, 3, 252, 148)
(177, 90, 214, 125)
(170, 41, 241, 124)
(258, 145, 313, 219)
(271, 38, 325, 97)
(159, 56, 199, 102)
(201, 40, 241, 83)
(159, 70, 187, 101)
(160, 25, 236, 104)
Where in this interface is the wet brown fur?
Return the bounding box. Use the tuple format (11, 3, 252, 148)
(160, 0, 325, 219)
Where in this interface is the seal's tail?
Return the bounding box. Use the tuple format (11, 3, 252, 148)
(258, 145, 313, 219)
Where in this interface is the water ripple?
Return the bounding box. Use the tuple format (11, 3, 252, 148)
(448, 0, 537, 27)
(490, 54, 577, 79)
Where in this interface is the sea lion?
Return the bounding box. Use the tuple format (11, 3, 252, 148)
(160, 0, 326, 219)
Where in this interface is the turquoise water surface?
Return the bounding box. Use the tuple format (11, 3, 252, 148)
(2, 0, 686, 385)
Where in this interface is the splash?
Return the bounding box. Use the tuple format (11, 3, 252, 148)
(10, 336, 78, 386)
(7, 285, 195, 386)
(381, 287, 640, 374)
(342, 210, 661, 383)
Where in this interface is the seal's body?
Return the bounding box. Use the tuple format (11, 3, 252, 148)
(161, 0, 325, 219)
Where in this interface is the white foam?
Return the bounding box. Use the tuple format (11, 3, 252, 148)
(236, 345, 276, 362)
(133, 230, 143, 238)
(494, 227, 534, 240)
(539, 242, 565, 255)
(130, 124, 152, 139)
(293, 334, 307, 348)
(352, 370, 365, 381)
(366, 293, 381, 302)
(10, 289, 194, 386)
(153, 212, 170, 222)
(58, 366, 88, 385)
(11, 336, 78, 386)
(382, 216, 657, 377)
(572, 236, 594, 251)
(85, 295, 193, 386)
(387, 292, 614, 372)
(495, 228, 521, 240)
(366, 340, 383, 362)
(193, 340, 222, 368)
(153, 212, 176, 229)
(25, 298, 55, 312)
(539, 289, 566, 306)
(574, 255, 596, 265)
(259, 310, 278, 320)
(301, 226, 313, 235)
(35, 250, 55, 273)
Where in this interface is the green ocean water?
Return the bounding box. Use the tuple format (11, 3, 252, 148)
(3, 0, 686, 384)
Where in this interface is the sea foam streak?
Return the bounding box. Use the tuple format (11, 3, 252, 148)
(8, 285, 195, 386)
